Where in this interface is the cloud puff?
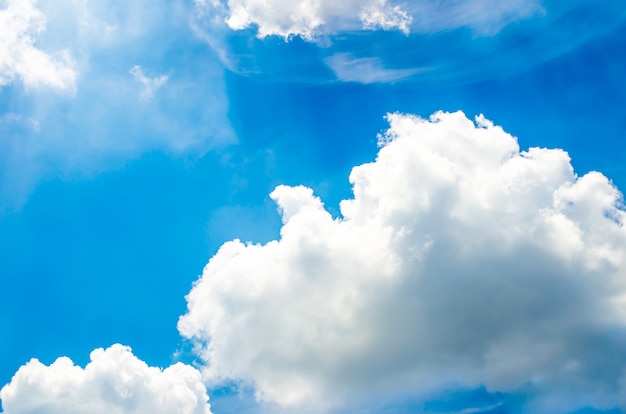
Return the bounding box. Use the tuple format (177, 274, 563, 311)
(197, 0, 411, 40)
(0, 0, 76, 90)
(197, 0, 544, 40)
(0, 344, 212, 414)
(179, 111, 626, 412)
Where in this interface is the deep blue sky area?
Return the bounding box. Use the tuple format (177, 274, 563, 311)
(1, 1, 626, 413)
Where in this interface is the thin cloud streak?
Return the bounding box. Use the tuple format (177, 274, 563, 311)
(324, 53, 427, 84)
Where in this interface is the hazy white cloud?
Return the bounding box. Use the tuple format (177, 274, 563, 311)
(130, 65, 169, 100)
(0, 0, 76, 90)
(179, 111, 626, 413)
(0, 344, 212, 414)
(408, 0, 543, 35)
(324, 53, 426, 84)
(0, 112, 39, 131)
(0, 0, 235, 210)
(196, 0, 543, 40)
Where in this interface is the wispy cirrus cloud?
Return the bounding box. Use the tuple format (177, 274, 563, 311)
(324, 53, 426, 84)
(130, 65, 169, 100)
(193, 0, 625, 88)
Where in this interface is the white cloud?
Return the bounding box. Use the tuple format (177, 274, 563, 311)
(324, 53, 426, 84)
(0, 112, 39, 131)
(197, 0, 543, 40)
(359, 2, 412, 33)
(408, 0, 543, 35)
(130, 65, 169, 100)
(0, 0, 235, 210)
(0, 344, 213, 414)
(0, 0, 76, 90)
(179, 111, 626, 413)
(198, 0, 412, 40)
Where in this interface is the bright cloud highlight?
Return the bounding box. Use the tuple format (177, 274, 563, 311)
(0, 344, 212, 414)
(0, 0, 76, 90)
(179, 111, 626, 412)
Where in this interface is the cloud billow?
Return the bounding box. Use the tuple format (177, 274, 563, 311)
(179, 111, 626, 412)
(0, 344, 212, 414)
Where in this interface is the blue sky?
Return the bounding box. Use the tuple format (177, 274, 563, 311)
(1, 0, 626, 413)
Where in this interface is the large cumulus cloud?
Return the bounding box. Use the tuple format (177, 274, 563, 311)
(178, 111, 626, 412)
(0, 344, 212, 414)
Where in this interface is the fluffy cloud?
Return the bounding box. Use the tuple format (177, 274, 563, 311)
(197, 0, 543, 40)
(197, 0, 411, 39)
(0, 0, 76, 90)
(179, 111, 626, 412)
(0, 344, 212, 414)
